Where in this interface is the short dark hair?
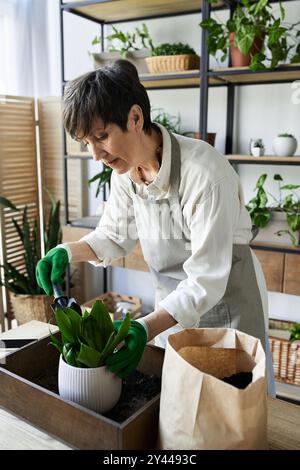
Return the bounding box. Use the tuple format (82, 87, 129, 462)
(62, 60, 153, 140)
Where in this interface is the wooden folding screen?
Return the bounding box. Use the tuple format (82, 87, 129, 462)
(0, 96, 86, 331)
(0, 96, 39, 330)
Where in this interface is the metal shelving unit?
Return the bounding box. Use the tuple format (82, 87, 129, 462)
(59, 0, 300, 251)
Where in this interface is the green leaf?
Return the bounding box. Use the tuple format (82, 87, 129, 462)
(50, 330, 63, 355)
(77, 342, 102, 368)
(280, 184, 300, 190)
(63, 307, 82, 340)
(256, 174, 268, 190)
(63, 343, 79, 367)
(0, 196, 20, 212)
(90, 300, 114, 348)
(276, 229, 297, 245)
(55, 308, 77, 344)
(274, 174, 283, 181)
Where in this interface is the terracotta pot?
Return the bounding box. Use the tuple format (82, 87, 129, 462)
(10, 292, 53, 325)
(192, 132, 216, 147)
(229, 32, 264, 67)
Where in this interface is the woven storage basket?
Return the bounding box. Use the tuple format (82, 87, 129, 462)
(269, 319, 300, 386)
(82, 292, 141, 320)
(145, 54, 200, 74)
(10, 293, 53, 325)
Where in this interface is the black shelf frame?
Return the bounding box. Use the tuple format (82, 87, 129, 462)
(59, 0, 300, 261)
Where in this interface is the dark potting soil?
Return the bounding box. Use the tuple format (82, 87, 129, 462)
(221, 371, 253, 389)
(104, 371, 161, 423)
(33, 366, 161, 423)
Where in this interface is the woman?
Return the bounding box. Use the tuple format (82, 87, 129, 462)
(36, 60, 275, 392)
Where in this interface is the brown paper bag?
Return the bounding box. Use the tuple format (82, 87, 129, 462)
(158, 328, 267, 450)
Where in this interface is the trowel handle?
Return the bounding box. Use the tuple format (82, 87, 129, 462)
(52, 282, 63, 299)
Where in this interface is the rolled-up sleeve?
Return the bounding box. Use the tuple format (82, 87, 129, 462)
(159, 176, 239, 328)
(80, 172, 138, 267)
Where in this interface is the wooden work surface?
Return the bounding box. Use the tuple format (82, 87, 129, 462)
(0, 396, 298, 449)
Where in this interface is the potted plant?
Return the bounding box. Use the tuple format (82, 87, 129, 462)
(0, 191, 62, 324)
(250, 138, 265, 157)
(200, 0, 300, 71)
(89, 23, 154, 74)
(247, 173, 300, 245)
(145, 42, 200, 74)
(273, 133, 298, 157)
(51, 300, 130, 413)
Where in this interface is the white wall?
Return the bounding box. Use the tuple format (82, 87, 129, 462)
(54, 1, 300, 316)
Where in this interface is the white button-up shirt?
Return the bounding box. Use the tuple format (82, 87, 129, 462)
(81, 124, 253, 329)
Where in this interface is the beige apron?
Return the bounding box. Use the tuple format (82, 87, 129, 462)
(130, 132, 274, 394)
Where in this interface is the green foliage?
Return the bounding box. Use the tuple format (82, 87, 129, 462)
(92, 23, 154, 58)
(51, 300, 131, 368)
(247, 174, 300, 245)
(246, 174, 271, 229)
(200, 0, 300, 71)
(152, 42, 196, 56)
(289, 323, 300, 342)
(278, 133, 295, 138)
(0, 190, 62, 295)
(88, 165, 112, 198)
(151, 108, 182, 134)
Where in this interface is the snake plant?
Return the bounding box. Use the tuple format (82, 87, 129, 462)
(0, 191, 62, 295)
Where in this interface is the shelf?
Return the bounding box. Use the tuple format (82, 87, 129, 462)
(140, 70, 222, 89)
(61, 0, 225, 23)
(209, 64, 300, 86)
(251, 241, 300, 255)
(226, 155, 300, 165)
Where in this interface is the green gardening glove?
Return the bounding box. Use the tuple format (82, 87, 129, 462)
(36, 246, 70, 296)
(106, 320, 148, 379)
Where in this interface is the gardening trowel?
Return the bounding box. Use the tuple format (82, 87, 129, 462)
(51, 282, 82, 315)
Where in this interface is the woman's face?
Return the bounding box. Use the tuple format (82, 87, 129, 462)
(77, 106, 143, 174)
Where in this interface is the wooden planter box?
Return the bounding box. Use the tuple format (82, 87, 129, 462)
(0, 335, 164, 449)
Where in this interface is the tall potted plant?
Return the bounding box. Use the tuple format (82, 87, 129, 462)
(52, 300, 130, 413)
(0, 191, 62, 324)
(200, 0, 300, 70)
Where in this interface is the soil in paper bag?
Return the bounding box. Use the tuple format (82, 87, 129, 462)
(178, 346, 253, 389)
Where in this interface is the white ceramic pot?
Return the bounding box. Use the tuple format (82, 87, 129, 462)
(251, 147, 264, 157)
(272, 136, 298, 157)
(58, 355, 122, 414)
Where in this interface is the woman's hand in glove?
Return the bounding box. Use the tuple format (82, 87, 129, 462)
(36, 245, 71, 296)
(106, 320, 148, 379)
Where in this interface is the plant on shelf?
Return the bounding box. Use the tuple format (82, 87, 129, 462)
(250, 138, 265, 156)
(151, 108, 182, 134)
(273, 132, 298, 157)
(151, 43, 196, 57)
(0, 191, 62, 323)
(52, 300, 130, 413)
(289, 323, 300, 342)
(200, 0, 300, 71)
(146, 42, 200, 73)
(247, 173, 300, 245)
(90, 23, 154, 74)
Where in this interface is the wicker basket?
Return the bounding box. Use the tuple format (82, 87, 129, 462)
(145, 54, 200, 74)
(10, 292, 53, 325)
(269, 319, 300, 386)
(82, 292, 141, 320)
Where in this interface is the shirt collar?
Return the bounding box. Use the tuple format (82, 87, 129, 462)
(128, 123, 172, 195)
